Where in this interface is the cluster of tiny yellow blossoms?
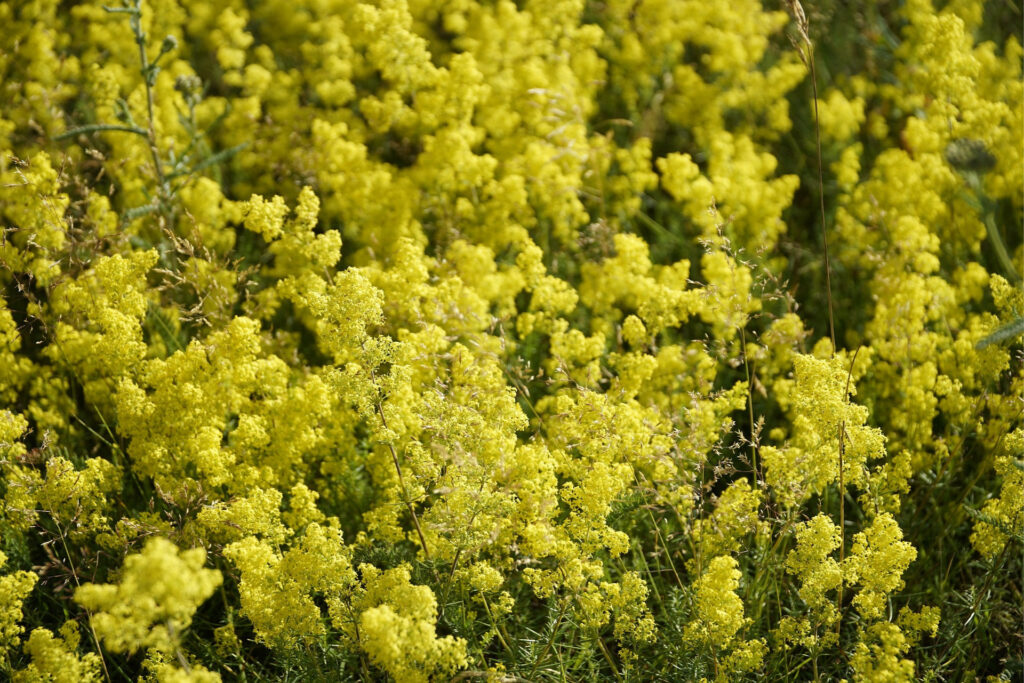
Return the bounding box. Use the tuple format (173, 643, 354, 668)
(0, 0, 1020, 680)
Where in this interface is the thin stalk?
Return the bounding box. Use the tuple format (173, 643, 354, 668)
(788, 0, 837, 352)
(166, 622, 192, 673)
(739, 323, 759, 483)
(633, 471, 685, 590)
(836, 423, 845, 644)
(441, 478, 489, 612)
(51, 516, 112, 683)
(596, 635, 623, 683)
(129, 2, 169, 200)
(836, 346, 861, 646)
(983, 211, 1022, 283)
(375, 400, 432, 562)
(789, 0, 847, 654)
(966, 173, 1022, 284)
(527, 602, 566, 681)
(810, 52, 837, 353)
(364, 348, 432, 563)
(481, 593, 515, 661)
(54, 123, 148, 140)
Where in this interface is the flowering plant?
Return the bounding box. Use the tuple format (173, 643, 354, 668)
(0, 0, 1020, 680)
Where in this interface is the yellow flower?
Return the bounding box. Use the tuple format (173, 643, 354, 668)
(74, 538, 221, 654)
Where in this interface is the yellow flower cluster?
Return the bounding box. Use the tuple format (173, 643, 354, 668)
(354, 564, 468, 683)
(785, 514, 842, 624)
(225, 523, 353, 648)
(13, 622, 103, 683)
(74, 537, 222, 655)
(0, 544, 36, 656)
(0, 0, 1019, 679)
(684, 556, 766, 679)
(971, 427, 1024, 558)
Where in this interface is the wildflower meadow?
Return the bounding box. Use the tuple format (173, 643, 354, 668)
(0, 0, 1021, 680)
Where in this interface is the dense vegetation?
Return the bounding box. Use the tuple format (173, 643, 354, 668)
(0, 0, 1021, 680)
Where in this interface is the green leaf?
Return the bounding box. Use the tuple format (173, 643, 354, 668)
(976, 315, 1024, 349)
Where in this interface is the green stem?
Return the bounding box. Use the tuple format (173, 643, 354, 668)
(54, 123, 148, 140)
(967, 173, 1021, 283)
(983, 211, 1022, 284)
